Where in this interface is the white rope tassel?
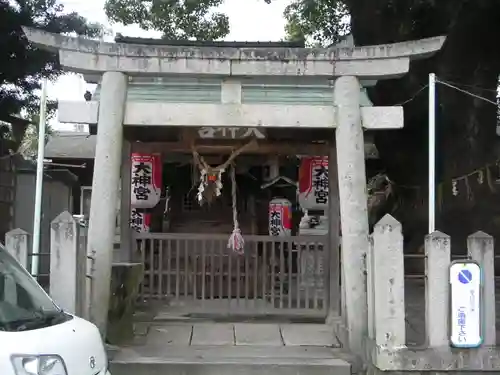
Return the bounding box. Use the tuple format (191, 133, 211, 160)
(197, 169, 206, 203)
(228, 164, 244, 254)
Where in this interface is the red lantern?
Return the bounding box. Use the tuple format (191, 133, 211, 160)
(298, 156, 329, 210)
(269, 198, 292, 236)
(131, 153, 162, 209)
(130, 208, 151, 233)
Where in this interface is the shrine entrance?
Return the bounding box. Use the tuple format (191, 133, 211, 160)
(129, 134, 336, 319)
(24, 26, 445, 350)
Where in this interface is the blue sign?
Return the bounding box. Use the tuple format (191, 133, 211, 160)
(449, 262, 482, 348)
(458, 269, 472, 284)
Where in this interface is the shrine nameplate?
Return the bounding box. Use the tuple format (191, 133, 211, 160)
(197, 127, 266, 140)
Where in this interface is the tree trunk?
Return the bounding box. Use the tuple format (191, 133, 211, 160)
(348, 1, 500, 262)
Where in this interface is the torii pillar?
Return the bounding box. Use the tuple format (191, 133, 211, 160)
(329, 37, 445, 354)
(334, 76, 370, 352)
(22, 26, 445, 349)
(86, 71, 127, 332)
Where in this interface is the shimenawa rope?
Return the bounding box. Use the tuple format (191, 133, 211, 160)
(227, 163, 244, 254)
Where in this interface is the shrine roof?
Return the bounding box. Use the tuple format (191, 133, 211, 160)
(44, 131, 380, 160)
(0, 114, 31, 127)
(13, 154, 78, 185)
(45, 132, 96, 159)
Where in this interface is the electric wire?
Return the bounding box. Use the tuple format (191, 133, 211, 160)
(436, 79, 498, 106)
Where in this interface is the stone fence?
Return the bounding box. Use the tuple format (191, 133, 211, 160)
(4, 211, 92, 320)
(4, 210, 142, 344)
(6, 209, 500, 367)
(367, 214, 500, 374)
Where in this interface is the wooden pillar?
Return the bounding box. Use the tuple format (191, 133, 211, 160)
(249, 195, 257, 235)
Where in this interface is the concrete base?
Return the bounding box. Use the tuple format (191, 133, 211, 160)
(110, 346, 353, 375)
(107, 262, 143, 345)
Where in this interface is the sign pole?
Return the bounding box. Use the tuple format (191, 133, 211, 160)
(31, 78, 48, 276)
(428, 73, 436, 234)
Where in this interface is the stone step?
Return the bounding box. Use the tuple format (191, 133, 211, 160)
(109, 346, 354, 375)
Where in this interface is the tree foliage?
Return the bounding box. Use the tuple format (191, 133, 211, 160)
(0, 0, 102, 121)
(0, 0, 102, 156)
(285, 0, 500, 253)
(284, 0, 349, 45)
(104, 0, 229, 40)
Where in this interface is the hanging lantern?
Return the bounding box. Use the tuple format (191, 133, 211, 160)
(131, 153, 162, 208)
(130, 208, 151, 233)
(298, 156, 329, 210)
(268, 198, 292, 236)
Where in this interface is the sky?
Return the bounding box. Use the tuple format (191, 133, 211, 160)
(49, 0, 292, 130)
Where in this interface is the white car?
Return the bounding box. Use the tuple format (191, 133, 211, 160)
(0, 243, 110, 375)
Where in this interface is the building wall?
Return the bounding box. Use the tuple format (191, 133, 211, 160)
(0, 157, 15, 242)
(13, 173, 72, 282)
(92, 77, 373, 107)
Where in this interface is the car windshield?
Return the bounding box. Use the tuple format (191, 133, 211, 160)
(0, 244, 62, 332)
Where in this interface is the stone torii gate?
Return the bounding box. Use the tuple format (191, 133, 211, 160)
(23, 27, 445, 355)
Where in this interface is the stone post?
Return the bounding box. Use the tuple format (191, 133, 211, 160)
(425, 231, 451, 347)
(371, 215, 406, 348)
(87, 71, 128, 335)
(50, 211, 87, 316)
(366, 234, 375, 340)
(334, 75, 369, 354)
(5, 228, 30, 270)
(467, 231, 496, 346)
(328, 138, 340, 318)
(79, 225, 91, 320)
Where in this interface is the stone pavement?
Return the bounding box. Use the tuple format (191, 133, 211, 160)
(109, 322, 354, 375)
(129, 322, 341, 348)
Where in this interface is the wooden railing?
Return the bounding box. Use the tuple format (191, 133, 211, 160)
(135, 233, 328, 316)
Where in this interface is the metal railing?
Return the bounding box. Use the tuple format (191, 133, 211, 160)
(403, 252, 500, 282)
(29, 252, 51, 290)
